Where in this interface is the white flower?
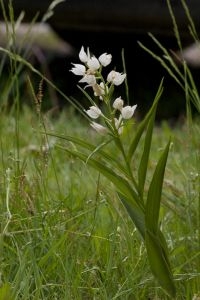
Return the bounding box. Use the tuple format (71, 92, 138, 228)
(87, 56, 100, 71)
(121, 105, 137, 119)
(113, 97, 124, 111)
(79, 46, 90, 63)
(70, 64, 86, 76)
(79, 74, 96, 86)
(114, 116, 123, 134)
(99, 53, 112, 67)
(90, 122, 108, 135)
(107, 70, 126, 86)
(86, 106, 102, 119)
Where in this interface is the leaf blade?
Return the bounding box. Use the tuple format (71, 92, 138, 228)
(145, 230, 176, 298)
(127, 79, 163, 162)
(145, 140, 171, 233)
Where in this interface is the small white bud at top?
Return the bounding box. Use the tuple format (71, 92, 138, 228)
(79, 46, 90, 63)
(87, 56, 100, 71)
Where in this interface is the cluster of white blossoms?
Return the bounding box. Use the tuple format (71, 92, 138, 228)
(70, 46, 137, 135)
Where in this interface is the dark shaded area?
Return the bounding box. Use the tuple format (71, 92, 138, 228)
(1, 0, 200, 119)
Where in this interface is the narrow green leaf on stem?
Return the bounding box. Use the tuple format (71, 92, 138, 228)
(145, 140, 176, 296)
(138, 97, 157, 197)
(118, 192, 145, 239)
(127, 79, 163, 163)
(145, 140, 171, 234)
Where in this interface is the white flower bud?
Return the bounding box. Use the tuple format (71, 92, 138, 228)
(113, 97, 124, 111)
(86, 106, 102, 119)
(70, 64, 86, 76)
(79, 46, 90, 63)
(121, 105, 137, 119)
(99, 53, 112, 67)
(114, 116, 123, 134)
(87, 56, 100, 71)
(90, 122, 108, 135)
(107, 70, 126, 86)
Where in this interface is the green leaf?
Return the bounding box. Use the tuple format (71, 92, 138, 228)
(145, 140, 171, 234)
(48, 132, 129, 178)
(127, 79, 163, 162)
(118, 192, 145, 239)
(145, 140, 176, 296)
(138, 98, 158, 197)
(145, 230, 176, 298)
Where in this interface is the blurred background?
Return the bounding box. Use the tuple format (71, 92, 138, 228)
(1, 0, 200, 119)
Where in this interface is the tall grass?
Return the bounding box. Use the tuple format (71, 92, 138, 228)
(0, 0, 200, 299)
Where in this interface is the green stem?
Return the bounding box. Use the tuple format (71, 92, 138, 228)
(114, 134, 140, 197)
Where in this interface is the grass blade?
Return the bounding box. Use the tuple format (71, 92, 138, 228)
(59, 146, 140, 204)
(48, 132, 130, 177)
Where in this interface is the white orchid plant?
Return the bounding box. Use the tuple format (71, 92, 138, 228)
(54, 46, 176, 297)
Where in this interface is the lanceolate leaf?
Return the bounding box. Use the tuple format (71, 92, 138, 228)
(145, 230, 176, 298)
(145, 140, 171, 234)
(118, 192, 145, 239)
(127, 79, 163, 163)
(145, 140, 176, 297)
(138, 100, 157, 197)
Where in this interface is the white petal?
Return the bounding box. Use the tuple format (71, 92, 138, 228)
(121, 105, 137, 119)
(107, 70, 126, 86)
(79, 46, 89, 63)
(87, 56, 100, 71)
(99, 53, 112, 67)
(70, 64, 86, 76)
(79, 74, 96, 86)
(86, 106, 102, 119)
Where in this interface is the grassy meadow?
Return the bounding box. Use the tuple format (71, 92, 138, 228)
(0, 0, 200, 299)
(0, 104, 199, 300)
